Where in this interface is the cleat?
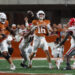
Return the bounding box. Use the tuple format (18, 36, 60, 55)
(28, 64, 32, 68)
(71, 65, 75, 69)
(20, 63, 28, 68)
(63, 66, 71, 70)
(49, 63, 53, 69)
(49, 66, 54, 69)
(71, 62, 75, 69)
(10, 64, 16, 70)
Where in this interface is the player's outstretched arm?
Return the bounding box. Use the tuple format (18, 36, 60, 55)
(58, 32, 71, 47)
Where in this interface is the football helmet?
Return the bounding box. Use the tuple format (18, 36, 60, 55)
(37, 10, 45, 20)
(68, 18, 75, 27)
(0, 12, 7, 24)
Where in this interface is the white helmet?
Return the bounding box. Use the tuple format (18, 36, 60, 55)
(37, 10, 45, 20)
(0, 12, 7, 24)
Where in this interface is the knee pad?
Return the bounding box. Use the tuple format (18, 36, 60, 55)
(3, 53, 10, 60)
(8, 48, 13, 55)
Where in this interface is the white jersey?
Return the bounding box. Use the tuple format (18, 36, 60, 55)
(68, 26, 75, 47)
(7, 35, 13, 48)
(19, 29, 27, 34)
(0, 35, 13, 53)
(68, 26, 75, 36)
(19, 31, 33, 51)
(19, 34, 33, 57)
(19, 37, 29, 50)
(15, 28, 26, 42)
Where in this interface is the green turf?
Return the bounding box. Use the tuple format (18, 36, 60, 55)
(0, 59, 75, 75)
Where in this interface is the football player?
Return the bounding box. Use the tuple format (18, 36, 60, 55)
(18, 25, 34, 68)
(17, 11, 34, 68)
(29, 10, 53, 69)
(56, 18, 75, 70)
(19, 10, 34, 68)
(0, 12, 16, 70)
(50, 38, 64, 69)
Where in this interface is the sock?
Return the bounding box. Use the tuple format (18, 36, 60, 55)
(49, 63, 52, 69)
(22, 59, 26, 64)
(28, 60, 32, 65)
(66, 63, 70, 67)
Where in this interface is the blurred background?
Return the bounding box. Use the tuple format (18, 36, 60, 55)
(0, 0, 75, 25)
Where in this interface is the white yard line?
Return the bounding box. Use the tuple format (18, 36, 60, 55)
(0, 58, 75, 60)
(0, 66, 73, 75)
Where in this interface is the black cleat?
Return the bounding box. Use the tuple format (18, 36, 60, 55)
(63, 66, 71, 70)
(20, 63, 28, 68)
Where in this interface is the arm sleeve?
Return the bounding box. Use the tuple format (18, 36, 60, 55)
(59, 32, 70, 46)
(25, 22, 29, 27)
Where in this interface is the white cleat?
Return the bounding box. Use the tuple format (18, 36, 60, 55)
(71, 65, 75, 69)
(10, 64, 16, 70)
(71, 64, 75, 69)
(71, 62, 75, 69)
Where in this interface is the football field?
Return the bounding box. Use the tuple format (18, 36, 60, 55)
(0, 59, 74, 75)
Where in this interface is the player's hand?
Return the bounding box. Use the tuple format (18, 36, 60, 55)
(24, 17, 28, 22)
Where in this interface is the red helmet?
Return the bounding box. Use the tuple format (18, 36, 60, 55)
(68, 18, 75, 27)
